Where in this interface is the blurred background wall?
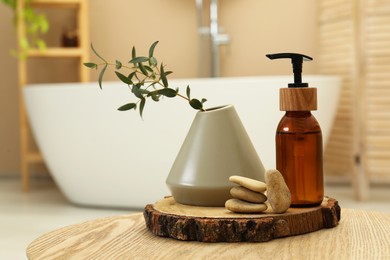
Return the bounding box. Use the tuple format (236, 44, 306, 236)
(0, 0, 317, 177)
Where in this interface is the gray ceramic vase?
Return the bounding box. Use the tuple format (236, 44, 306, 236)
(166, 104, 265, 206)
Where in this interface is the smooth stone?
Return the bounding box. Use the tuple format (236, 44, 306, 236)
(230, 186, 267, 203)
(225, 199, 268, 213)
(229, 175, 267, 193)
(266, 169, 291, 214)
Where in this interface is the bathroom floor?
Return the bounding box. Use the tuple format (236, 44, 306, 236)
(1, 177, 389, 260)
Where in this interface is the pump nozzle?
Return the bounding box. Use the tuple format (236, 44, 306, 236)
(266, 53, 313, 88)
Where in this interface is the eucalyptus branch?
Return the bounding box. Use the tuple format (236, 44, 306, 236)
(84, 41, 207, 117)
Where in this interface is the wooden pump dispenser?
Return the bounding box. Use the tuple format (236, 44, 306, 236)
(266, 53, 324, 207)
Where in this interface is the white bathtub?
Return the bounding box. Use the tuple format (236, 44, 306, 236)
(24, 76, 340, 209)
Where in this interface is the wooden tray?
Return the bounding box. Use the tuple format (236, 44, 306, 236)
(143, 196, 340, 242)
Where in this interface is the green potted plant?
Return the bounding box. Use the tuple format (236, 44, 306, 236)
(84, 41, 266, 206)
(2, 0, 49, 57)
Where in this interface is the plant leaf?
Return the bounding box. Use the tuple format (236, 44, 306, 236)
(189, 99, 203, 110)
(139, 62, 148, 76)
(150, 94, 160, 102)
(91, 43, 107, 62)
(38, 14, 49, 33)
(83, 62, 97, 69)
(139, 88, 150, 95)
(160, 88, 177, 97)
(139, 98, 146, 118)
(20, 38, 29, 50)
(129, 56, 149, 64)
(160, 63, 168, 87)
(128, 71, 136, 81)
(149, 41, 159, 58)
(98, 64, 108, 89)
(132, 84, 144, 99)
(115, 71, 132, 85)
(115, 60, 122, 69)
(149, 57, 157, 67)
(131, 46, 136, 60)
(201, 98, 207, 104)
(144, 65, 154, 73)
(35, 39, 46, 50)
(149, 88, 177, 98)
(186, 85, 191, 99)
(118, 103, 137, 111)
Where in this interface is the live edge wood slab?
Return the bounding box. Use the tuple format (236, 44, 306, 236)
(143, 196, 340, 242)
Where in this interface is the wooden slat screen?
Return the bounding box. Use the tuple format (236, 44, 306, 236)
(318, 0, 390, 194)
(318, 0, 357, 182)
(362, 0, 390, 183)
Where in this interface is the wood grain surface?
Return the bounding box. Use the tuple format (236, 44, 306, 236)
(27, 208, 390, 259)
(143, 196, 340, 242)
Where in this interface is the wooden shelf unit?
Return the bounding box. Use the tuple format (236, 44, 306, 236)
(31, 0, 81, 8)
(17, 0, 90, 191)
(27, 47, 85, 57)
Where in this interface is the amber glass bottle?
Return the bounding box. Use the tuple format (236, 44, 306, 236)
(276, 111, 324, 206)
(266, 52, 324, 207)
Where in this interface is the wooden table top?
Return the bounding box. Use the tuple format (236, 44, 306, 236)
(27, 208, 390, 259)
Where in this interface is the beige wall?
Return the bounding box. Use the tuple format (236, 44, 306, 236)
(0, 5, 20, 176)
(0, 0, 317, 176)
(88, 0, 199, 81)
(220, 0, 317, 76)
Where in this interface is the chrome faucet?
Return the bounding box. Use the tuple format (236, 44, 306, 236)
(196, 0, 230, 77)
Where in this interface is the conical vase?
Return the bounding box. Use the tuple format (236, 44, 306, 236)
(166, 104, 265, 206)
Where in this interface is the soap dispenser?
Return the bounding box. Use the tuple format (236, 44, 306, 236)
(266, 53, 324, 207)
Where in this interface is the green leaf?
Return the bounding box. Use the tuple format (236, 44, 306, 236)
(149, 88, 177, 98)
(201, 98, 207, 104)
(149, 57, 157, 67)
(139, 88, 150, 95)
(189, 99, 203, 110)
(38, 14, 49, 33)
(20, 38, 29, 50)
(98, 64, 108, 89)
(118, 103, 137, 111)
(160, 88, 177, 97)
(150, 94, 160, 102)
(4, 0, 16, 9)
(24, 8, 34, 20)
(149, 41, 159, 58)
(132, 84, 144, 99)
(128, 71, 137, 82)
(144, 65, 154, 73)
(83, 62, 97, 69)
(115, 60, 122, 69)
(186, 85, 191, 99)
(139, 62, 148, 76)
(35, 39, 46, 50)
(90, 43, 107, 62)
(132, 46, 136, 60)
(160, 64, 168, 88)
(139, 98, 146, 118)
(129, 56, 149, 64)
(115, 71, 132, 85)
